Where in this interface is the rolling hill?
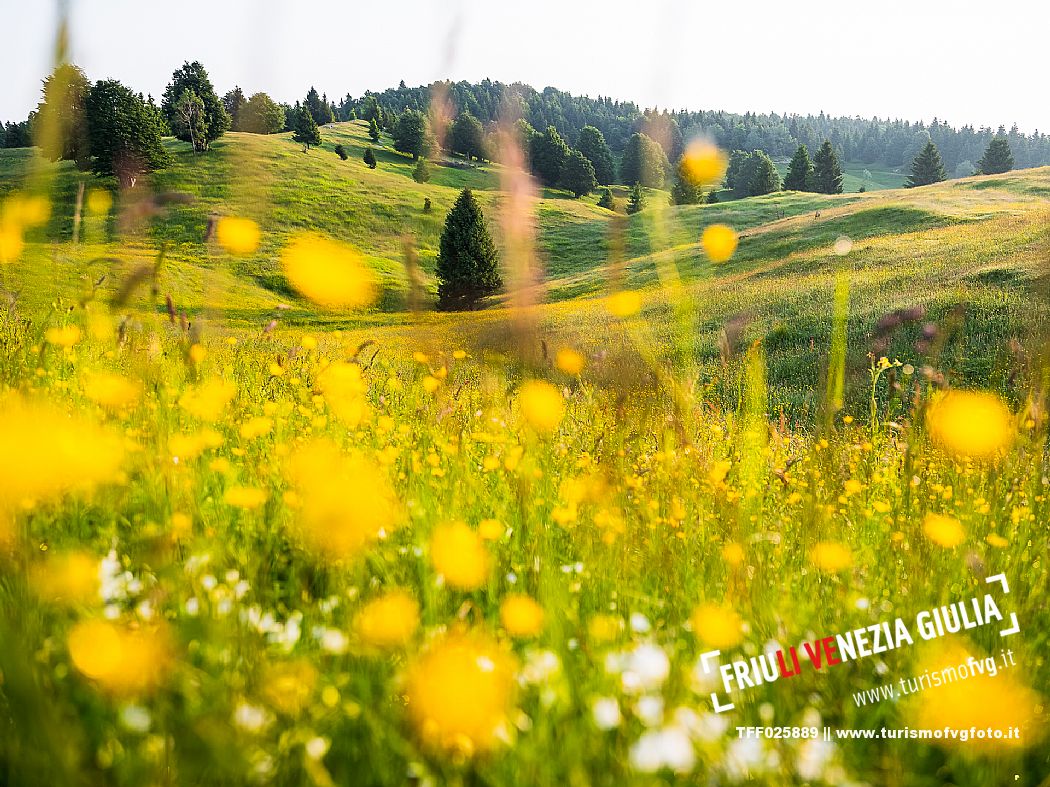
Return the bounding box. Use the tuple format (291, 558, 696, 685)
(2, 120, 1048, 415)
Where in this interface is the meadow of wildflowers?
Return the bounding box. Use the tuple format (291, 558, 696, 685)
(1, 82, 1049, 787)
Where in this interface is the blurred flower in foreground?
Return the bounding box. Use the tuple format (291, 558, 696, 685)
(224, 486, 268, 510)
(316, 361, 370, 426)
(356, 590, 420, 649)
(282, 234, 376, 309)
(68, 619, 171, 696)
(0, 398, 124, 508)
(926, 390, 1014, 460)
(500, 594, 545, 638)
(405, 631, 517, 755)
(810, 541, 853, 572)
(910, 639, 1041, 750)
(678, 139, 727, 187)
(691, 603, 744, 649)
(606, 290, 642, 318)
(555, 347, 585, 376)
(28, 551, 100, 604)
(430, 521, 491, 590)
(261, 659, 317, 716)
(179, 379, 237, 422)
(286, 439, 402, 560)
(701, 224, 738, 263)
(216, 216, 261, 255)
(86, 189, 113, 216)
(519, 380, 565, 434)
(630, 726, 695, 774)
(45, 325, 81, 347)
(83, 372, 142, 410)
(923, 513, 964, 548)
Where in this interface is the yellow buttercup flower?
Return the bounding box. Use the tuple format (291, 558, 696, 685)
(27, 551, 100, 605)
(285, 439, 403, 560)
(216, 216, 261, 255)
(281, 234, 376, 309)
(519, 380, 565, 434)
(68, 620, 172, 696)
(224, 486, 268, 510)
(430, 521, 491, 590)
(606, 290, 642, 318)
(478, 518, 505, 541)
(261, 659, 317, 716)
(500, 594, 545, 638)
(555, 347, 585, 376)
(356, 590, 420, 648)
(701, 224, 738, 263)
(316, 361, 371, 426)
(0, 398, 124, 508)
(45, 325, 81, 347)
(678, 139, 727, 187)
(810, 541, 853, 572)
(83, 372, 142, 410)
(179, 379, 237, 422)
(405, 631, 517, 754)
(923, 512, 964, 548)
(0, 222, 23, 264)
(926, 390, 1014, 460)
(691, 603, 744, 649)
(85, 189, 113, 216)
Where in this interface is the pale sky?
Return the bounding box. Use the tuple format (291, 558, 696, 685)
(2, 0, 1048, 133)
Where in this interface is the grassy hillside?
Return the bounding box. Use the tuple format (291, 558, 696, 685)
(2, 122, 1049, 416)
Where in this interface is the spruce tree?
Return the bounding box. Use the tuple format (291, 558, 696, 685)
(747, 150, 781, 196)
(625, 182, 645, 214)
(392, 110, 432, 160)
(86, 79, 170, 188)
(783, 144, 814, 191)
(575, 125, 615, 185)
(621, 132, 668, 188)
(35, 64, 92, 169)
(450, 111, 485, 161)
(670, 158, 703, 205)
(559, 149, 597, 197)
(436, 188, 502, 310)
(413, 158, 431, 182)
(368, 117, 380, 142)
(812, 140, 844, 194)
(363, 147, 377, 168)
(597, 187, 615, 210)
(906, 140, 947, 187)
(977, 136, 1014, 175)
(292, 103, 321, 150)
(529, 125, 570, 187)
(334, 144, 348, 160)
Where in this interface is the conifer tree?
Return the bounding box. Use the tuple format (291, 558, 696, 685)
(368, 117, 380, 142)
(783, 144, 814, 191)
(621, 132, 668, 188)
(575, 125, 615, 185)
(670, 158, 703, 205)
(559, 149, 597, 197)
(292, 103, 321, 150)
(529, 125, 570, 187)
(413, 158, 431, 182)
(436, 188, 502, 310)
(977, 136, 1014, 175)
(597, 187, 615, 210)
(747, 150, 781, 195)
(625, 182, 645, 214)
(906, 140, 947, 187)
(35, 64, 92, 168)
(363, 147, 377, 168)
(86, 79, 170, 188)
(812, 140, 844, 194)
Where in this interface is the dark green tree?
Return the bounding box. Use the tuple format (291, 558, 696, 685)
(305, 87, 334, 125)
(169, 89, 207, 153)
(669, 157, 703, 204)
(450, 111, 485, 161)
(906, 140, 947, 187)
(706, 191, 719, 204)
(292, 102, 322, 150)
(4, 120, 33, 148)
(413, 158, 432, 182)
(783, 144, 814, 191)
(436, 188, 502, 310)
(812, 140, 844, 194)
(597, 187, 615, 210)
(747, 150, 781, 195)
(559, 149, 597, 197)
(620, 132, 668, 188)
(223, 87, 246, 130)
(86, 79, 170, 188)
(625, 182, 645, 214)
(724, 150, 752, 193)
(423, 197, 433, 213)
(334, 144, 348, 160)
(368, 117, 380, 142)
(240, 93, 285, 134)
(529, 125, 570, 187)
(363, 147, 377, 168)
(361, 95, 381, 123)
(161, 61, 229, 151)
(35, 64, 91, 168)
(392, 110, 433, 160)
(977, 136, 1014, 175)
(575, 125, 615, 185)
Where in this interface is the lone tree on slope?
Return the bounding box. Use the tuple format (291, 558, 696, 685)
(906, 140, 947, 187)
(436, 188, 502, 310)
(977, 135, 1014, 175)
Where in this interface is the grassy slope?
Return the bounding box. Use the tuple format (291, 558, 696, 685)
(2, 123, 1049, 415)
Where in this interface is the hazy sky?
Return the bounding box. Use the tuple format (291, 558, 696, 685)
(3, 0, 1048, 133)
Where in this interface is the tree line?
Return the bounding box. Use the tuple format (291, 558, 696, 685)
(330, 79, 1050, 173)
